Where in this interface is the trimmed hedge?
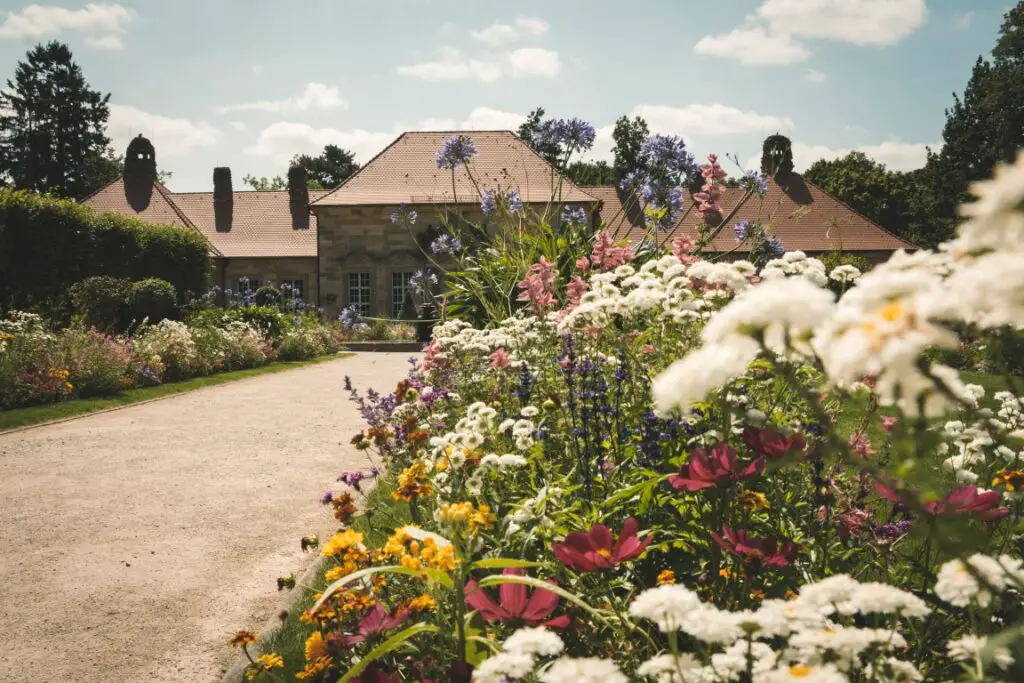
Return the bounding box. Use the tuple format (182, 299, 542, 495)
(0, 189, 212, 316)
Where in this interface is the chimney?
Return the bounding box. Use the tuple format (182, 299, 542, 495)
(213, 166, 233, 232)
(123, 134, 156, 211)
(288, 165, 310, 230)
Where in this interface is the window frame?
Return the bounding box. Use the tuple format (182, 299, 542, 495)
(348, 272, 372, 316)
(391, 271, 415, 318)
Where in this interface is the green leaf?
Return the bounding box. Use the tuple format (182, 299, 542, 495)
(471, 557, 544, 570)
(338, 623, 440, 682)
(312, 565, 453, 613)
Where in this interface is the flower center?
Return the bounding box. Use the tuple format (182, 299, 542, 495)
(596, 548, 612, 558)
(788, 666, 813, 677)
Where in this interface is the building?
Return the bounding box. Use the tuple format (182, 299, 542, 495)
(84, 132, 912, 318)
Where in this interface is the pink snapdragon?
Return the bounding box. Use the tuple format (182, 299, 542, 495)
(490, 348, 510, 369)
(589, 229, 635, 271)
(517, 256, 558, 314)
(566, 276, 589, 308)
(671, 234, 699, 265)
(694, 154, 727, 217)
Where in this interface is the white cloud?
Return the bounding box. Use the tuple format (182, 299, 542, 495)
(396, 46, 504, 82)
(955, 11, 974, 30)
(251, 64, 264, 74)
(805, 68, 827, 83)
(757, 0, 927, 46)
(215, 83, 348, 114)
(471, 16, 549, 45)
(633, 103, 794, 137)
(397, 46, 560, 82)
(694, 26, 809, 65)
(744, 139, 940, 173)
(507, 48, 561, 78)
(229, 121, 248, 132)
(461, 106, 525, 130)
(245, 122, 396, 165)
(0, 2, 133, 48)
(415, 117, 457, 131)
(107, 105, 220, 158)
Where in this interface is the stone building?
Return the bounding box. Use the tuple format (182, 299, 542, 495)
(84, 132, 912, 318)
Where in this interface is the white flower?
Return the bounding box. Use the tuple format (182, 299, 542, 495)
(637, 653, 702, 682)
(539, 657, 627, 683)
(863, 657, 922, 682)
(521, 406, 540, 417)
(946, 634, 1013, 670)
(473, 652, 536, 683)
(829, 264, 862, 283)
(953, 149, 1024, 253)
(652, 337, 759, 416)
(502, 627, 564, 657)
(758, 663, 848, 683)
(628, 584, 703, 633)
(935, 553, 1024, 607)
(710, 641, 777, 679)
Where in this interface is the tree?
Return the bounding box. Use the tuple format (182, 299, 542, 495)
(516, 106, 561, 165)
(611, 115, 649, 180)
(566, 160, 615, 186)
(242, 174, 286, 191)
(0, 41, 112, 199)
(290, 144, 359, 189)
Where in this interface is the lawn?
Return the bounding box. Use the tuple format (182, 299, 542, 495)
(0, 353, 352, 433)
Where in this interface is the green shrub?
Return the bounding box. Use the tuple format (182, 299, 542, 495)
(238, 305, 290, 343)
(0, 189, 211, 316)
(278, 326, 328, 360)
(133, 320, 198, 381)
(0, 311, 67, 409)
(254, 285, 282, 307)
(60, 327, 131, 397)
(128, 278, 178, 325)
(69, 276, 131, 331)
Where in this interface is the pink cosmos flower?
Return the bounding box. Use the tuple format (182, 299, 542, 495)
(668, 444, 764, 492)
(742, 427, 806, 461)
(712, 525, 799, 569)
(551, 517, 651, 572)
(340, 603, 409, 648)
(464, 568, 571, 629)
(490, 348, 511, 369)
(876, 483, 1010, 522)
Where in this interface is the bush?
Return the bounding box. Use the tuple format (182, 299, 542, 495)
(237, 305, 290, 343)
(221, 321, 273, 370)
(69, 276, 131, 332)
(277, 326, 328, 360)
(59, 327, 131, 397)
(254, 285, 282, 307)
(0, 189, 211, 316)
(0, 311, 67, 409)
(133, 320, 198, 381)
(128, 278, 178, 325)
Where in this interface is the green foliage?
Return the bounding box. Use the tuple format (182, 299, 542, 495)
(0, 189, 212, 317)
(128, 278, 178, 325)
(242, 174, 286, 191)
(238, 305, 289, 342)
(565, 160, 615, 186)
(59, 327, 130, 397)
(612, 114, 650, 180)
(254, 285, 283, 307)
(516, 106, 561, 165)
(69, 276, 131, 331)
(0, 41, 111, 199)
(290, 144, 360, 189)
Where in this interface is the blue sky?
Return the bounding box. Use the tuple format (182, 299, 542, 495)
(0, 0, 1008, 191)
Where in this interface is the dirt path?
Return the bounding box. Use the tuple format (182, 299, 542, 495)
(0, 352, 412, 683)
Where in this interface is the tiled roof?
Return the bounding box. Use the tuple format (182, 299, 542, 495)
(173, 190, 328, 258)
(313, 131, 598, 207)
(83, 178, 326, 258)
(585, 173, 914, 253)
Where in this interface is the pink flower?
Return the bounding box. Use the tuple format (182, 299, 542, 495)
(694, 154, 727, 217)
(671, 234, 699, 265)
(876, 483, 1010, 522)
(668, 444, 764, 492)
(575, 257, 591, 271)
(589, 229, 635, 271)
(848, 432, 876, 458)
(420, 341, 447, 372)
(566, 276, 589, 308)
(712, 525, 798, 569)
(517, 256, 558, 314)
(464, 568, 570, 629)
(742, 427, 806, 461)
(490, 348, 510, 369)
(881, 416, 898, 432)
(340, 603, 409, 648)
(639, 344, 655, 356)
(552, 517, 651, 572)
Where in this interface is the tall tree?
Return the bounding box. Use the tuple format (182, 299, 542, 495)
(242, 174, 287, 191)
(290, 144, 359, 189)
(611, 115, 649, 180)
(0, 41, 111, 199)
(516, 106, 561, 165)
(566, 160, 615, 186)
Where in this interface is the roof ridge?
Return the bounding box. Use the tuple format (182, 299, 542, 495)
(310, 132, 408, 207)
(800, 176, 916, 250)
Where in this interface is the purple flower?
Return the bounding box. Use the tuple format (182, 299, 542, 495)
(619, 170, 644, 191)
(639, 134, 698, 183)
(339, 305, 361, 329)
(430, 234, 462, 255)
(481, 188, 524, 217)
(765, 235, 785, 256)
(508, 189, 523, 214)
(410, 269, 439, 296)
(639, 179, 684, 230)
(480, 190, 497, 216)
(734, 220, 751, 242)
(390, 203, 418, 225)
(321, 491, 334, 505)
(742, 170, 769, 195)
(561, 205, 587, 225)
(436, 135, 477, 169)
(560, 118, 596, 153)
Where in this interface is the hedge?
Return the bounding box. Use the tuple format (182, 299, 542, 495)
(0, 189, 212, 316)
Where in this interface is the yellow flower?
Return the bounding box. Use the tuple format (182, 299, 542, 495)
(228, 630, 257, 648)
(739, 490, 769, 512)
(304, 631, 328, 663)
(407, 594, 438, 613)
(657, 570, 676, 585)
(296, 655, 333, 680)
(321, 529, 364, 557)
(439, 502, 495, 534)
(993, 469, 1024, 492)
(246, 653, 283, 680)
(719, 568, 733, 580)
(392, 462, 432, 501)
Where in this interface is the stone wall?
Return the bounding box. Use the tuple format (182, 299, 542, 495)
(219, 257, 319, 302)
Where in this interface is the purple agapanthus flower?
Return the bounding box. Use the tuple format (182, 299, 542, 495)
(734, 220, 751, 242)
(561, 205, 587, 225)
(339, 304, 361, 329)
(639, 179, 684, 230)
(640, 134, 698, 183)
(430, 234, 462, 255)
(410, 269, 439, 296)
(390, 203, 418, 225)
(560, 118, 596, 153)
(480, 189, 497, 216)
(508, 189, 523, 213)
(741, 169, 769, 195)
(436, 135, 477, 169)
(765, 235, 785, 256)
(619, 170, 644, 191)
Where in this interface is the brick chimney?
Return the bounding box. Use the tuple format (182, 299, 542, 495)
(213, 166, 233, 232)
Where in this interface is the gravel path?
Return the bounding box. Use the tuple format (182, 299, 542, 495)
(0, 353, 412, 683)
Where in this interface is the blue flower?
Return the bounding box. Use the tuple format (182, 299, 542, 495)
(741, 169, 769, 195)
(480, 190, 497, 216)
(765, 235, 785, 256)
(430, 234, 462, 255)
(436, 135, 477, 169)
(410, 269, 439, 296)
(734, 220, 751, 242)
(640, 134, 698, 183)
(338, 305, 361, 329)
(561, 205, 587, 225)
(508, 189, 523, 214)
(481, 188, 524, 216)
(561, 118, 596, 154)
(639, 179, 684, 230)
(390, 203, 417, 225)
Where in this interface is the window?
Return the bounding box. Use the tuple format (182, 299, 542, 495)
(348, 272, 371, 316)
(237, 277, 260, 294)
(282, 278, 305, 301)
(391, 271, 415, 318)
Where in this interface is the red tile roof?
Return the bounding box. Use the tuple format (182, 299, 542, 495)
(584, 173, 914, 253)
(313, 131, 598, 207)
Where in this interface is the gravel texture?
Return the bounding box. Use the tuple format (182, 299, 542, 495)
(0, 352, 412, 682)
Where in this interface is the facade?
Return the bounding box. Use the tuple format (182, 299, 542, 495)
(84, 132, 913, 318)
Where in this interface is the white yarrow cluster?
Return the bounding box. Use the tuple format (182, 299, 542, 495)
(934, 553, 1024, 607)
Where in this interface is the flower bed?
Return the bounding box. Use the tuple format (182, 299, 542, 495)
(231, 140, 1024, 682)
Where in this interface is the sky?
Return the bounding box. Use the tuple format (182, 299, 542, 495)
(0, 0, 1010, 191)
